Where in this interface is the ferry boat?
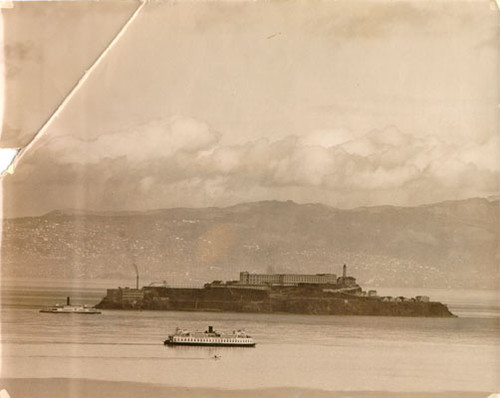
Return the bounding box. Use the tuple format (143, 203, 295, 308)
(40, 297, 101, 314)
(164, 326, 255, 347)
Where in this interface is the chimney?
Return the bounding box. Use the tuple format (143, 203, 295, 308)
(343, 264, 347, 279)
(136, 273, 139, 290)
(67, 297, 70, 305)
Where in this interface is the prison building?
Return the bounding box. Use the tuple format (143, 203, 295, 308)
(239, 271, 337, 286)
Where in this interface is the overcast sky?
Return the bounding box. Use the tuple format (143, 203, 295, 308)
(1, 0, 499, 217)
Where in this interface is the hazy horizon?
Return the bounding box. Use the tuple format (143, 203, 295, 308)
(1, 194, 498, 219)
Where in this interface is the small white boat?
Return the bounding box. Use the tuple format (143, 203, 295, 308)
(164, 326, 255, 347)
(40, 297, 101, 314)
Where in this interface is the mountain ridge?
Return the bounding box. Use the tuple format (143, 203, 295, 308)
(36, 196, 498, 218)
(2, 198, 498, 289)
(37, 201, 330, 219)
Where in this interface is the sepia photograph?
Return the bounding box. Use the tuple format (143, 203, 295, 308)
(1, 0, 499, 397)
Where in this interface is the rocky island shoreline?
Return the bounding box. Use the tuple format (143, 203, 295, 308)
(97, 266, 455, 317)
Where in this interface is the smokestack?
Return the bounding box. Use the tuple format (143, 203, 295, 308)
(132, 261, 139, 290)
(343, 264, 347, 279)
(67, 297, 70, 306)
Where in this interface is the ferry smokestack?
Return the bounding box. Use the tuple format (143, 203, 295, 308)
(67, 297, 70, 305)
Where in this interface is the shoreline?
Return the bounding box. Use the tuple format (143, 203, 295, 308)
(0, 378, 492, 398)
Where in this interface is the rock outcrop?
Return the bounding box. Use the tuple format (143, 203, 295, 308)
(97, 285, 455, 317)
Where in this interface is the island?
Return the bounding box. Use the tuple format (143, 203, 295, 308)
(96, 265, 455, 317)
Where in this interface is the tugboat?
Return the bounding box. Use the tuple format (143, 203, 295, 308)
(164, 326, 255, 347)
(40, 297, 101, 314)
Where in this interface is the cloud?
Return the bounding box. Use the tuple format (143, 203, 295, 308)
(298, 128, 354, 148)
(6, 117, 499, 216)
(44, 116, 219, 164)
(38, 121, 500, 194)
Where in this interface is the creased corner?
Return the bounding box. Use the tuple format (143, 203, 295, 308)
(0, 148, 19, 177)
(1, 0, 148, 179)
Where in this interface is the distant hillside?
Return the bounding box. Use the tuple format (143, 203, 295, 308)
(2, 198, 498, 289)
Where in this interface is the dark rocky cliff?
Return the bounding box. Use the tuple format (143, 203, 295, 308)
(97, 285, 455, 317)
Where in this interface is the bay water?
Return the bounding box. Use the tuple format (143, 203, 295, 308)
(1, 280, 499, 393)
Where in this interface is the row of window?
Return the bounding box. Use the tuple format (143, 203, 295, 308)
(247, 276, 336, 283)
(175, 337, 251, 343)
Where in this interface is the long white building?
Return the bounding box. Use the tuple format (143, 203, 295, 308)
(239, 271, 337, 286)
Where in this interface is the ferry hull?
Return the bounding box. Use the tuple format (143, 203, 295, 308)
(164, 340, 255, 347)
(164, 325, 255, 347)
(40, 297, 101, 314)
(40, 310, 101, 314)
